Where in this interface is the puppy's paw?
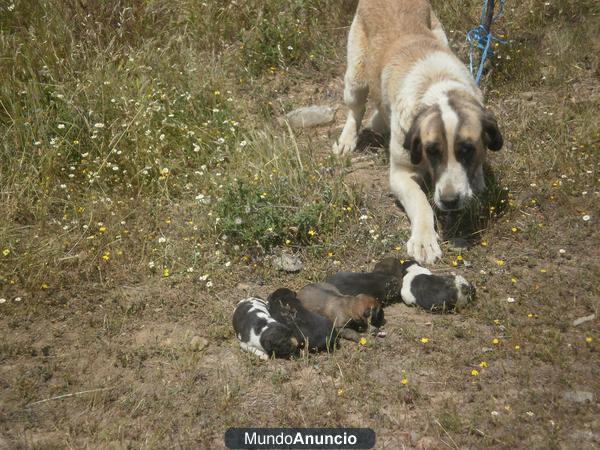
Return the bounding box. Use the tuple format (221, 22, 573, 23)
(407, 231, 442, 265)
(332, 134, 357, 156)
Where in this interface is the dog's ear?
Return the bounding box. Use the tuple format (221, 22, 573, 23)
(403, 117, 423, 164)
(481, 111, 503, 151)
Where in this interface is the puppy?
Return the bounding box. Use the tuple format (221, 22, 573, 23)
(333, 0, 503, 264)
(296, 283, 384, 342)
(325, 258, 403, 307)
(267, 288, 338, 353)
(400, 260, 475, 312)
(232, 297, 299, 360)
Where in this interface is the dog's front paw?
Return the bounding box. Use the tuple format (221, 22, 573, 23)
(407, 231, 442, 265)
(332, 134, 357, 156)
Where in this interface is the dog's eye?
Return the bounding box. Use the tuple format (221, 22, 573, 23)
(425, 143, 441, 161)
(456, 143, 476, 160)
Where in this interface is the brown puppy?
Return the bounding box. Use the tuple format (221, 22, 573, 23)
(296, 282, 383, 342)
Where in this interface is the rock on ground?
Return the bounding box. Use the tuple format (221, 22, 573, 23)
(281, 105, 335, 129)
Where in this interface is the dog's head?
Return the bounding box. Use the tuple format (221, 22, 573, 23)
(373, 257, 404, 278)
(353, 294, 385, 329)
(403, 92, 503, 211)
(262, 323, 299, 358)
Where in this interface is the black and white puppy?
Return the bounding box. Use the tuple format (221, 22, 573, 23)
(400, 260, 475, 312)
(267, 288, 338, 353)
(232, 297, 299, 360)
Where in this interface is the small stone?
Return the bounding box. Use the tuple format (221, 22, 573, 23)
(563, 390, 593, 403)
(189, 336, 208, 352)
(271, 253, 303, 272)
(573, 314, 595, 327)
(280, 105, 335, 129)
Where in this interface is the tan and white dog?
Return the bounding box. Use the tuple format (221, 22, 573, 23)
(333, 0, 503, 264)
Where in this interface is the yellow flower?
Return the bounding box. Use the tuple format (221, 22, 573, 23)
(99, 226, 107, 233)
(511, 277, 517, 284)
(102, 251, 110, 261)
(395, 246, 402, 251)
(337, 388, 344, 396)
(359, 337, 367, 346)
(493, 319, 500, 325)
(401, 378, 408, 385)
(285, 239, 292, 245)
(540, 269, 547, 273)
(163, 268, 170, 277)
(2, 249, 9, 256)
(308, 229, 316, 237)
(214, 90, 221, 96)
(456, 255, 463, 261)
(481, 241, 488, 247)
(41, 283, 49, 290)
(452, 260, 458, 267)
(511, 227, 518, 232)
(479, 361, 488, 368)
(514, 345, 521, 351)
(586, 336, 593, 343)
(492, 338, 500, 345)
(327, 251, 334, 257)
(496, 259, 505, 267)
(471, 369, 479, 376)
(420, 337, 429, 344)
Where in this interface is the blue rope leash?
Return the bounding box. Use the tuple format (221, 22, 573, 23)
(467, 0, 506, 85)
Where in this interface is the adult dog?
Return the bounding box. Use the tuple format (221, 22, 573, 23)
(333, 0, 503, 264)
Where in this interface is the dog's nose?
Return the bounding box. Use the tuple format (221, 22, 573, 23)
(440, 197, 460, 210)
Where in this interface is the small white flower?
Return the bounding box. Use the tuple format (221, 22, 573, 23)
(225, 261, 231, 267)
(559, 249, 566, 254)
(148, 261, 155, 269)
(239, 140, 247, 147)
(206, 281, 213, 288)
(57, 124, 65, 129)
(507, 297, 516, 303)
(158, 237, 166, 243)
(14, 297, 22, 302)
(187, 267, 194, 273)
(199, 274, 209, 281)
(60, 184, 67, 189)
(526, 411, 535, 417)
(359, 215, 368, 221)
(491, 411, 499, 416)
(217, 137, 225, 145)
(93, 122, 105, 128)
(0, 298, 6, 304)
(159, 134, 165, 141)
(582, 215, 591, 221)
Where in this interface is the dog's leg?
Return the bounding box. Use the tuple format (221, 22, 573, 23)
(367, 109, 389, 135)
(430, 12, 449, 46)
(333, 16, 368, 156)
(389, 159, 442, 265)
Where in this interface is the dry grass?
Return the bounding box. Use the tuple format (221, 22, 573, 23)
(1, 0, 599, 448)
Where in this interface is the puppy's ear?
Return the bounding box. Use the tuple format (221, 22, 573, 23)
(482, 111, 503, 151)
(403, 118, 423, 164)
(370, 305, 385, 327)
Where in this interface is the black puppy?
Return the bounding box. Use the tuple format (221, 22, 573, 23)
(327, 257, 474, 312)
(325, 257, 404, 306)
(232, 297, 299, 360)
(267, 288, 338, 353)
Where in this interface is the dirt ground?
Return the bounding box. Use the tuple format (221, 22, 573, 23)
(1, 2, 599, 449)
